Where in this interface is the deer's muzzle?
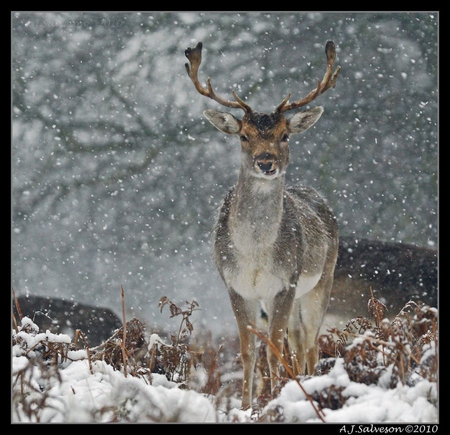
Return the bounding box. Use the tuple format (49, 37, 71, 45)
(255, 153, 278, 177)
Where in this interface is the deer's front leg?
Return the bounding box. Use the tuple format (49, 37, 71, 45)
(267, 286, 296, 394)
(228, 288, 258, 410)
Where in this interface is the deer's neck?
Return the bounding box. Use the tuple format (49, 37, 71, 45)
(230, 167, 285, 248)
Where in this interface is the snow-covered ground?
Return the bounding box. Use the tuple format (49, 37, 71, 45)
(12, 316, 438, 424)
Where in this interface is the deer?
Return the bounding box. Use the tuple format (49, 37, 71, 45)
(185, 40, 340, 409)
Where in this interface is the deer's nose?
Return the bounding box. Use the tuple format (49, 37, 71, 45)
(257, 160, 274, 172)
(255, 153, 278, 174)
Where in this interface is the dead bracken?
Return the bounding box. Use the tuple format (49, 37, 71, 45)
(12, 287, 438, 422)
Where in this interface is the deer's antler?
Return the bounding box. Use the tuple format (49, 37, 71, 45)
(275, 40, 341, 113)
(184, 42, 252, 113)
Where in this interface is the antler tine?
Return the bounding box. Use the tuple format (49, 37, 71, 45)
(185, 42, 251, 113)
(277, 40, 341, 113)
(274, 93, 291, 113)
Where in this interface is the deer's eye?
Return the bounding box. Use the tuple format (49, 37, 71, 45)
(240, 135, 248, 142)
(281, 133, 289, 142)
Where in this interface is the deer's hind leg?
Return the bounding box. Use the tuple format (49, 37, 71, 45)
(288, 274, 333, 375)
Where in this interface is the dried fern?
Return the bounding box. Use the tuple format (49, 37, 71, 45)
(324, 295, 438, 387)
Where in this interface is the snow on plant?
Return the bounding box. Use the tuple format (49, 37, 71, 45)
(324, 294, 438, 389)
(12, 293, 217, 422)
(11, 290, 438, 423)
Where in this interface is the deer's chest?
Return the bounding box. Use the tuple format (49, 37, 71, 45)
(220, 210, 324, 301)
(225, 251, 285, 301)
(219, 184, 291, 300)
(224, 223, 287, 300)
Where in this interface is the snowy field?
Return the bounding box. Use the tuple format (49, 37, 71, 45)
(12, 306, 438, 424)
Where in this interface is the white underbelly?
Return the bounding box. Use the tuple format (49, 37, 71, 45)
(295, 272, 322, 298)
(226, 265, 285, 300)
(224, 262, 321, 301)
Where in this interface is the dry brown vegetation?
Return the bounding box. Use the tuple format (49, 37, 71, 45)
(12, 287, 438, 422)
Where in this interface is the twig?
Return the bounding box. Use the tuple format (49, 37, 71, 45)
(121, 285, 128, 377)
(12, 310, 19, 334)
(12, 288, 23, 329)
(12, 288, 23, 319)
(76, 329, 93, 375)
(203, 344, 223, 395)
(74, 329, 80, 347)
(248, 326, 326, 422)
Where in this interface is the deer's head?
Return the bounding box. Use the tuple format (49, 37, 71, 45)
(185, 41, 340, 180)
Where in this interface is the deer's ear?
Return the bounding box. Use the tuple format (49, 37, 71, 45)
(288, 106, 324, 135)
(203, 110, 241, 135)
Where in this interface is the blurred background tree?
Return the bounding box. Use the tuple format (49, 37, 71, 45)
(12, 12, 437, 334)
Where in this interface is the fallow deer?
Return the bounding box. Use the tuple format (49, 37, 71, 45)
(13, 295, 122, 346)
(185, 40, 340, 409)
(331, 236, 438, 317)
